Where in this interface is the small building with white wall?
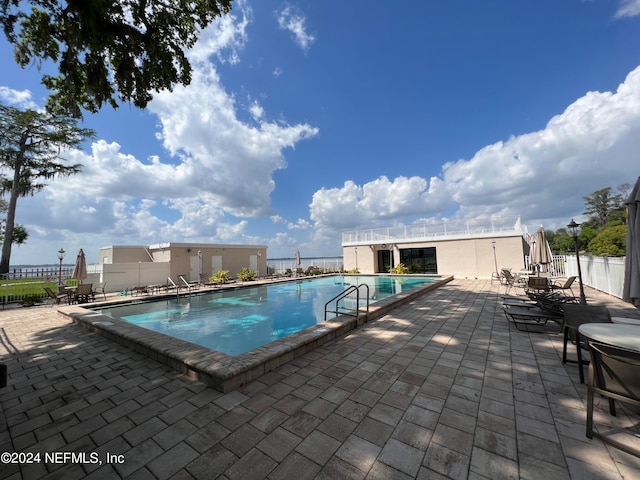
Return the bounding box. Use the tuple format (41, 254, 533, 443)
(97, 243, 267, 293)
(342, 215, 529, 278)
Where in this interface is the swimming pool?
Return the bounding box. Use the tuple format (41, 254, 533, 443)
(94, 275, 435, 356)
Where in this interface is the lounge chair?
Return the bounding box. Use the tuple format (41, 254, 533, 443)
(131, 285, 149, 296)
(43, 286, 68, 306)
(501, 289, 577, 332)
(586, 342, 640, 457)
(502, 303, 564, 331)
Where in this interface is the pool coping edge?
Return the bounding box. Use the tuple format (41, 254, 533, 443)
(59, 275, 453, 392)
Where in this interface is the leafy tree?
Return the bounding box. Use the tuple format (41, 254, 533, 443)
(1, 0, 234, 117)
(0, 198, 28, 245)
(587, 225, 627, 256)
(549, 228, 578, 254)
(1, 223, 28, 245)
(0, 104, 94, 273)
(578, 225, 598, 250)
(582, 186, 627, 229)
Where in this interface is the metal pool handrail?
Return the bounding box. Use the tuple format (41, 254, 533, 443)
(324, 283, 370, 321)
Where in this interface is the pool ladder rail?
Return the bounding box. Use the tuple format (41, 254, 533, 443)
(167, 276, 195, 298)
(324, 283, 370, 321)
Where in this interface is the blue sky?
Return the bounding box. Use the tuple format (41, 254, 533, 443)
(1, 0, 640, 265)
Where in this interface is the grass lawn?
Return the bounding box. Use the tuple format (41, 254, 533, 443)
(0, 277, 79, 304)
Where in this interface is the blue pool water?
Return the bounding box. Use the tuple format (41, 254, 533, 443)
(94, 275, 434, 356)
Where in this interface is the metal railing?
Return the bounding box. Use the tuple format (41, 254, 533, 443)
(342, 215, 524, 245)
(267, 257, 344, 275)
(524, 255, 568, 278)
(324, 283, 370, 321)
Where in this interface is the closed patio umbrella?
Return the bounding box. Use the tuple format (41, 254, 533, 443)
(623, 177, 640, 307)
(72, 248, 87, 284)
(531, 226, 553, 274)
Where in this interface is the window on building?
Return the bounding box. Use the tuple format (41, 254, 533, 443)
(399, 247, 437, 274)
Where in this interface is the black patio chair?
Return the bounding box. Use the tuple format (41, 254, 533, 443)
(586, 342, 640, 457)
(562, 304, 612, 384)
(502, 303, 564, 332)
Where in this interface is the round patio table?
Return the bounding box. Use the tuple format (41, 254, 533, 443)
(611, 317, 640, 325)
(578, 323, 640, 353)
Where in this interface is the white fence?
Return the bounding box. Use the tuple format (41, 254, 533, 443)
(564, 255, 625, 299)
(524, 254, 625, 299)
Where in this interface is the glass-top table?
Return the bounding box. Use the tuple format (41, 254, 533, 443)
(578, 323, 640, 353)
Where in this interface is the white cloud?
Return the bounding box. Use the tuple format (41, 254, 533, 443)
(7, 3, 319, 264)
(249, 100, 265, 121)
(288, 219, 311, 230)
(276, 6, 315, 52)
(148, 62, 318, 217)
(188, 1, 251, 64)
(309, 66, 640, 238)
(310, 176, 445, 232)
(0, 87, 39, 110)
(614, 0, 640, 18)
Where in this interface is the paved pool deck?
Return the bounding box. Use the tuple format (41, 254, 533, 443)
(1, 278, 640, 479)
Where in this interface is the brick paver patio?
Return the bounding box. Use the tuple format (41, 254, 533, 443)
(2, 279, 640, 479)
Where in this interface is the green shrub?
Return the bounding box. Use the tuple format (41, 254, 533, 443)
(587, 225, 627, 256)
(209, 269, 230, 284)
(22, 294, 42, 307)
(237, 267, 258, 281)
(390, 263, 410, 274)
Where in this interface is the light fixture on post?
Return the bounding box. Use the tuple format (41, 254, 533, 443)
(567, 219, 587, 304)
(492, 240, 499, 282)
(257, 250, 262, 276)
(57, 248, 65, 287)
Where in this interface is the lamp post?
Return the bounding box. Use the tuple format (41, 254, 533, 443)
(492, 240, 499, 282)
(57, 248, 65, 287)
(567, 219, 587, 304)
(257, 250, 261, 276)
